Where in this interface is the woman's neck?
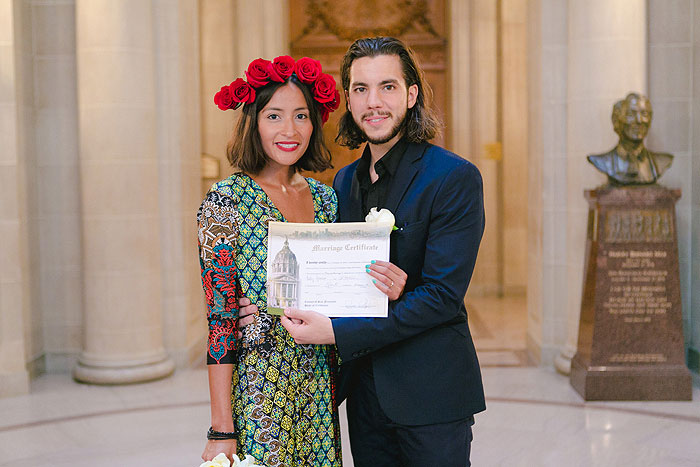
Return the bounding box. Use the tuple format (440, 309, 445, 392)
(253, 163, 302, 188)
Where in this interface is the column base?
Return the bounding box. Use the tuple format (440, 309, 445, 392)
(73, 354, 175, 385)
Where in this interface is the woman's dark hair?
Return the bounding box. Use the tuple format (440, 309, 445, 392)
(227, 75, 333, 174)
(336, 36, 441, 149)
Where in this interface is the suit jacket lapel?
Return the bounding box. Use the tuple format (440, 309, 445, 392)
(384, 142, 427, 214)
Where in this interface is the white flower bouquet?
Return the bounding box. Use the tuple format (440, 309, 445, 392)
(200, 452, 264, 467)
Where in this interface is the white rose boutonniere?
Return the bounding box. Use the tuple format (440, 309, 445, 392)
(365, 207, 398, 231)
(200, 453, 263, 467)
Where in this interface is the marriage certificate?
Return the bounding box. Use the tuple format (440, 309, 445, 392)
(266, 221, 391, 317)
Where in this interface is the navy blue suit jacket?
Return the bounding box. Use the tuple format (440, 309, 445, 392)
(331, 141, 486, 426)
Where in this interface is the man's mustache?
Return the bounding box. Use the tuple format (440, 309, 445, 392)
(361, 111, 392, 120)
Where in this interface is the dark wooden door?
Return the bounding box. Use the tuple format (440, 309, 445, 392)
(290, 0, 447, 186)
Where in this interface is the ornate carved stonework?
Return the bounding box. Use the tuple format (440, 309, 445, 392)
(296, 0, 442, 43)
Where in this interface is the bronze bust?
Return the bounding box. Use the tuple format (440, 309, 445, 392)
(587, 93, 673, 185)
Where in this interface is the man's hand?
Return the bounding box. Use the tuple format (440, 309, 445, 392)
(237, 297, 258, 339)
(280, 308, 336, 344)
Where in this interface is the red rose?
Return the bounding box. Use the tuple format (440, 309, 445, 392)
(312, 73, 337, 104)
(295, 57, 322, 84)
(323, 89, 340, 112)
(245, 58, 272, 87)
(214, 85, 235, 110)
(266, 63, 283, 82)
(270, 55, 295, 81)
(320, 90, 339, 123)
(229, 78, 255, 106)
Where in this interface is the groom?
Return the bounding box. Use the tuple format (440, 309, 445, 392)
(244, 37, 485, 466)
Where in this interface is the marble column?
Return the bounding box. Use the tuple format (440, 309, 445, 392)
(73, 0, 173, 384)
(235, 0, 289, 69)
(555, 0, 647, 374)
(467, 0, 501, 295)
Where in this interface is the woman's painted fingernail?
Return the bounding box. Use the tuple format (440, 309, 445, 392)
(372, 279, 377, 284)
(366, 268, 371, 273)
(365, 264, 370, 268)
(371, 260, 376, 264)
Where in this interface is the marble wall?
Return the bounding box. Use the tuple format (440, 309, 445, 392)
(527, 0, 569, 366)
(694, 0, 700, 373)
(501, 0, 528, 294)
(450, 0, 529, 296)
(0, 0, 31, 397)
(31, 0, 81, 374)
(646, 0, 700, 372)
(199, 0, 238, 192)
(199, 0, 290, 195)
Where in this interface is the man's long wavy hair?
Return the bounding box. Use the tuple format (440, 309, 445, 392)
(336, 36, 441, 150)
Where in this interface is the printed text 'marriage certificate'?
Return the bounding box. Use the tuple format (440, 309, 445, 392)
(267, 221, 391, 317)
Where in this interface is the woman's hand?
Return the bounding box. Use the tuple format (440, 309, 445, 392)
(236, 297, 258, 339)
(202, 439, 237, 463)
(366, 260, 407, 301)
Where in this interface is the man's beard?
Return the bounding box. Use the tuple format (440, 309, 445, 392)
(357, 109, 408, 145)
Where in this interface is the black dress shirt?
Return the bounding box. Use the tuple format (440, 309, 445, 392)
(356, 138, 409, 216)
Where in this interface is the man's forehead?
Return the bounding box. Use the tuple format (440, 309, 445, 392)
(349, 54, 404, 84)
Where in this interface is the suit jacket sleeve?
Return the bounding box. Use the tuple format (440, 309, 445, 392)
(332, 162, 485, 362)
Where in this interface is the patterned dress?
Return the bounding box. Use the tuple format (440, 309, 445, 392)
(197, 172, 341, 467)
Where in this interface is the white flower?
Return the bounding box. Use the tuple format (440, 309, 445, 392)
(200, 453, 231, 467)
(365, 207, 396, 228)
(200, 453, 264, 467)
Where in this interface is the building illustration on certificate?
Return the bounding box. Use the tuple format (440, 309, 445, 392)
(268, 238, 299, 309)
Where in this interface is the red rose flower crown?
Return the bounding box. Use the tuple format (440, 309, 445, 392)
(214, 55, 340, 124)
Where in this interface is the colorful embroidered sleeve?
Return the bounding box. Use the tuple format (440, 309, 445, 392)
(197, 190, 241, 364)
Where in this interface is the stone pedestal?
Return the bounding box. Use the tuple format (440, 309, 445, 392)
(570, 186, 692, 400)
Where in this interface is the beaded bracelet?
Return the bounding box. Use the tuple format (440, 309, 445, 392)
(207, 426, 237, 440)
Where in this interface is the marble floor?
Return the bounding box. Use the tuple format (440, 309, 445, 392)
(1, 295, 699, 466)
